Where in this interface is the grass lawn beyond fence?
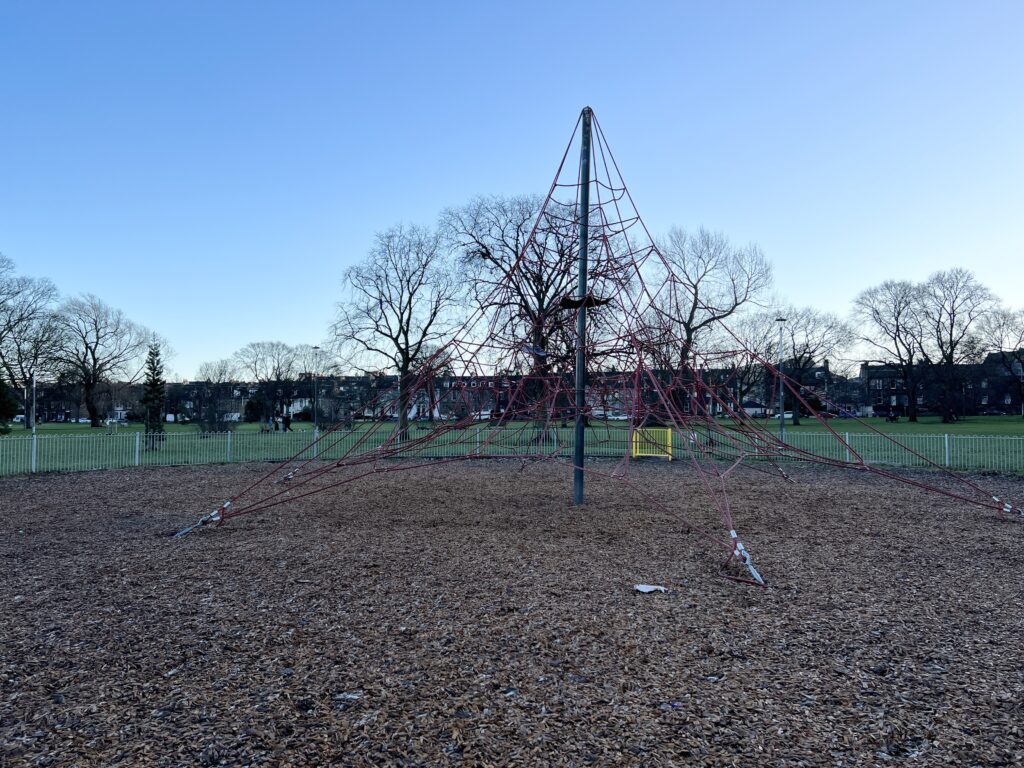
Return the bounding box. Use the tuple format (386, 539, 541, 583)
(2, 416, 1024, 476)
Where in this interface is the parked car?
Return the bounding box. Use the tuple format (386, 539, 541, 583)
(979, 408, 1007, 416)
(12, 414, 24, 423)
(77, 417, 91, 423)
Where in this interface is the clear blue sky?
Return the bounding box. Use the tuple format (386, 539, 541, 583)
(2, 1, 1021, 379)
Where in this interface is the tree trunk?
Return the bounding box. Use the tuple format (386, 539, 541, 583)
(84, 384, 101, 428)
(397, 364, 411, 440)
(907, 377, 919, 422)
(790, 378, 801, 426)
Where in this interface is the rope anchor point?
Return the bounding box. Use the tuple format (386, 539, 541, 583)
(730, 529, 765, 586)
(174, 501, 230, 538)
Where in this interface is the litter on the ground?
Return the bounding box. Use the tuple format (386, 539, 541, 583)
(634, 584, 667, 593)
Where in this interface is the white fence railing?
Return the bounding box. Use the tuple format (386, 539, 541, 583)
(1, 429, 1023, 477)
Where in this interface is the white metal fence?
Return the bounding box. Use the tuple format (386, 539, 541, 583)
(1, 429, 1023, 477)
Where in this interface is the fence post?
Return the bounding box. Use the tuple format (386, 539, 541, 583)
(227, 430, 232, 463)
(31, 433, 38, 473)
(134, 432, 141, 466)
(944, 433, 950, 467)
(844, 432, 850, 463)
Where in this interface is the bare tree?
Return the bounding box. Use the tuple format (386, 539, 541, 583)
(0, 268, 62, 428)
(233, 341, 298, 421)
(54, 294, 150, 427)
(0, 254, 15, 306)
(978, 307, 1024, 417)
(332, 224, 460, 436)
(918, 269, 996, 421)
(441, 195, 578, 370)
(194, 358, 241, 431)
(292, 343, 338, 378)
(712, 310, 780, 410)
(779, 306, 854, 425)
(233, 341, 296, 383)
(652, 227, 772, 368)
(196, 358, 238, 384)
(852, 280, 928, 421)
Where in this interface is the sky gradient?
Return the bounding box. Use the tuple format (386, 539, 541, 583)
(2, 1, 1022, 379)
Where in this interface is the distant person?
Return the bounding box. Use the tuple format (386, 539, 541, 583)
(282, 413, 292, 432)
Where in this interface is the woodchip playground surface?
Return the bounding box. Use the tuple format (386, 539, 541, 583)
(2, 460, 1022, 766)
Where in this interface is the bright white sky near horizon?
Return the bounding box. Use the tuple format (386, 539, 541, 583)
(1, 1, 1022, 380)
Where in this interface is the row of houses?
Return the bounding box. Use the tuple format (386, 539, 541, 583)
(17, 355, 1024, 426)
(854, 354, 1024, 418)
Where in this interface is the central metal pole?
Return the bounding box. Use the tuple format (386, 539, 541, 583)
(573, 107, 593, 506)
(776, 317, 786, 442)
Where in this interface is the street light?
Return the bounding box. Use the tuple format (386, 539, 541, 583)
(312, 346, 321, 433)
(776, 316, 787, 441)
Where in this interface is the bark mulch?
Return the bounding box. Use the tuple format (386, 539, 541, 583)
(2, 461, 1022, 766)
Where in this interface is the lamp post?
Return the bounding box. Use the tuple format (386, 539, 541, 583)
(776, 316, 786, 441)
(312, 346, 321, 433)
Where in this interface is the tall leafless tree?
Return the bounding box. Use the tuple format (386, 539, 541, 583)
(441, 195, 636, 374)
(978, 307, 1024, 418)
(918, 269, 995, 422)
(196, 358, 238, 384)
(711, 310, 781, 411)
(441, 195, 579, 372)
(778, 306, 854, 425)
(0, 265, 62, 428)
(852, 280, 928, 421)
(54, 294, 150, 427)
(332, 224, 461, 436)
(194, 358, 242, 429)
(233, 341, 298, 421)
(233, 341, 297, 383)
(651, 227, 772, 369)
(292, 343, 338, 378)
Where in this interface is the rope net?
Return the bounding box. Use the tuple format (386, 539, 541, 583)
(181, 110, 1017, 585)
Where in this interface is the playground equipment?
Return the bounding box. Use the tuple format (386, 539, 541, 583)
(175, 108, 1017, 587)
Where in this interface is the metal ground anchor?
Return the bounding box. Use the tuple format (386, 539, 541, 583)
(174, 501, 230, 538)
(730, 529, 765, 586)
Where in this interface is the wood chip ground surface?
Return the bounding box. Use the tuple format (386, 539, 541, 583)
(2, 461, 1023, 766)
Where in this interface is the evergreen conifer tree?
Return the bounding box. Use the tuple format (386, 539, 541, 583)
(140, 343, 166, 438)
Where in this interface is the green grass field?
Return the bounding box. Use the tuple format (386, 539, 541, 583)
(2, 420, 317, 436)
(741, 414, 1024, 436)
(6, 413, 1023, 438)
(2, 415, 1023, 476)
